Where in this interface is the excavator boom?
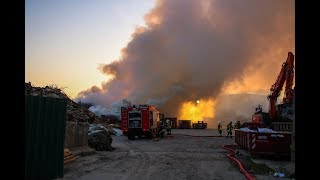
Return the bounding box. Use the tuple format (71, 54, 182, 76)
(267, 52, 294, 119)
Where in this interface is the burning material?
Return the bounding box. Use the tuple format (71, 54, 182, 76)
(178, 99, 215, 124)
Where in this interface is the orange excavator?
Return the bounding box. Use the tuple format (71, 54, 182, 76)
(234, 52, 294, 156)
(252, 52, 294, 127)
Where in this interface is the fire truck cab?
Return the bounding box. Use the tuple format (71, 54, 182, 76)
(121, 104, 160, 140)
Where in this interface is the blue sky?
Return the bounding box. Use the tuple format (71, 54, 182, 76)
(25, 0, 155, 98)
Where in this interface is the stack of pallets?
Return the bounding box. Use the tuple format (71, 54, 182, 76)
(64, 148, 76, 165)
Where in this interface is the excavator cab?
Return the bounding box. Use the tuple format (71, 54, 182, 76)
(252, 105, 272, 127)
(252, 104, 263, 123)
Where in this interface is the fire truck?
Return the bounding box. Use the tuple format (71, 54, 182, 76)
(121, 104, 161, 140)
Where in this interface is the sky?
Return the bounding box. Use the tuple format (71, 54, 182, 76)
(26, 0, 155, 99)
(26, 0, 294, 125)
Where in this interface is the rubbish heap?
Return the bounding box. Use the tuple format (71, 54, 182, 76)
(88, 124, 114, 151)
(25, 82, 98, 122)
(25, 82, 114, 151)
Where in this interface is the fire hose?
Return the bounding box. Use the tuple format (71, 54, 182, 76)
(176, 134, 255, 180)
(222, 144, 255, 180)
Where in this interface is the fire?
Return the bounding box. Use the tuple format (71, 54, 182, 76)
(178, 99, 216, 124)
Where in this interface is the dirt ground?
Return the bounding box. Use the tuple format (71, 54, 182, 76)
(58, 129, 295, 180)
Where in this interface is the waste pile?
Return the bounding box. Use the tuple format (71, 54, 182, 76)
(25, 82, 99, 122)
(25, 82, 115, 151)
(88, 124, 113, 151)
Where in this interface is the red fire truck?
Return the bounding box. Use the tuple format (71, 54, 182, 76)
(121, 104, 161, 140)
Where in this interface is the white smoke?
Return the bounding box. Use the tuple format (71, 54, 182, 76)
(88, 105, 111, 117)
(77, 0, 294, 118)
(88, 99, 132, 118)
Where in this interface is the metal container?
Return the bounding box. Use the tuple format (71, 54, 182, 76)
(235, 123, 292, 156)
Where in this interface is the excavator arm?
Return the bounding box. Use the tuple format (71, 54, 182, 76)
(267, 52, 294, 119)
(283, 53, 294, 103)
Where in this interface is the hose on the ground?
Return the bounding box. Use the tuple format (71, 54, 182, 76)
(222, 144, 255, 180)
(174, 134, 255, 180)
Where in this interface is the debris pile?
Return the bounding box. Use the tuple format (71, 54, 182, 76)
(25, 82, 69, 99)
(25, 82, 114, 151)
(25, 82, 99, 122)
(88, 124, 113, 151)
(66, 102, 99, 123)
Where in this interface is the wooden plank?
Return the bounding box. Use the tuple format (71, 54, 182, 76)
(64, 156, 76, 162)
(64, 152, 75, 157)
(64, 147, 76, 166)
(64, 157, 76, 165)
(64, 148, 70, 153)
(64, 154, 75, 159)
(64, 152, 72, 157)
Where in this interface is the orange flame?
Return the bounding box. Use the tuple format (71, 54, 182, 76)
(178, 99, 216, 124)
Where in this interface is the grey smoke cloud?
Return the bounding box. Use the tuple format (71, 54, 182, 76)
(89, 99, 132, 117)
(76, 0, 294, 117)
(89, 105, 111, 117)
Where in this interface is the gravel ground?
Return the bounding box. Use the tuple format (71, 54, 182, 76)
(58, 129, 295, 180)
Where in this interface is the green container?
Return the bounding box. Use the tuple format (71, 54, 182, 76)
(25, 95, 67, 180)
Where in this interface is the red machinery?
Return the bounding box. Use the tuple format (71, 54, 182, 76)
(252, 52, 294, 130)
(121, 104, 161, 140)
(235, 52, 294, 156)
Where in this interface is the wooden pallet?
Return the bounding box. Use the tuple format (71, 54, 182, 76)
(64, 148, 76, 165)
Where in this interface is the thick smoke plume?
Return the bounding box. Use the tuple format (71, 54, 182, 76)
(76, 0, 294, 118)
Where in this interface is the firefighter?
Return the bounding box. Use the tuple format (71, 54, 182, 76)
(158, 121, 165, 138)
(234, 120, 241, 129)
(226, 121, 233, 138)
(165, 119, 172, 135)
(217, 121, 222, 136)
